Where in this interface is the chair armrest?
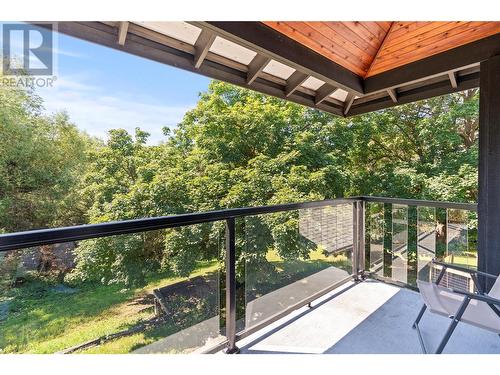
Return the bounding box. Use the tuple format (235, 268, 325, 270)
(432, 259, 498, 280)
(452, 289, 500, 307)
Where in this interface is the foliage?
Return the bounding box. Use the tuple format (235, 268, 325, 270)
(0, 81, 93, 232)
(66, 235, 148, 287)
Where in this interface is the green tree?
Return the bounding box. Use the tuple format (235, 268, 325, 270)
(68, 128, 164, 286)
(0, 82, 92, 232)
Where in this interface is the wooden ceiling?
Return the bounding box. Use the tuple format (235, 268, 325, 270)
(263, 21, 500, 77)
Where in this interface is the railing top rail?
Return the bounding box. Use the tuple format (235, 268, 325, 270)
(0, 195, 478, 252)
(0, 197, 357, 252)
(362, 196, 477, 211)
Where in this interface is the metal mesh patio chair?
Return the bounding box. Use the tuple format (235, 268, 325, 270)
(413, 259, 500, 354)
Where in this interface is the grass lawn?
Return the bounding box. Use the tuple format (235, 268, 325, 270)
(0, 260, 219, 354)
(419, 252, 478, 270)
(445, 252, 478, 269)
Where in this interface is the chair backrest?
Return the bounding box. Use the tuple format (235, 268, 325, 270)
(418, 277, 500, 334)
(487, 274, 500, 299)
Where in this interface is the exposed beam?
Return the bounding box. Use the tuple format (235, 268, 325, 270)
(348, 71, 479, 117)
(193, 29, 216, 69)
(285, 71, 309, 97)
(195, 21, 364, 95)
(343, 93, 355, 115)
(364, 32, 500, 94)
(246, 54, 271, 84)
(315, 83, 338, 105)
(387, 88, 398, 103)
(117, 21, 129, 45)
(53, 22, 344, 117)
(448, 71, 458, 88)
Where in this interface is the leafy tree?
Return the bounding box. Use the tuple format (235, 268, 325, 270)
(67, 129, 164, 285)
(0, 80, 92, 232)
(333, 89, 479, 202)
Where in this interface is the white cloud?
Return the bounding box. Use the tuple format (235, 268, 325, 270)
(53, 47, 87, 59)
(37, 74, 193, 144)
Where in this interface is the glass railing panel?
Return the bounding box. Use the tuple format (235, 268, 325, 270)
(416, 206, 436, 281)
(444, 208, 477, 270)
(0, 224, 223, 354)
(430, 208, 474, 292)
(467, 210, 478, 269)
(446, 209, 469, 265)
(391, 204, 408, 283)
(244, 204, 353, 330)
(367, 202, 384, 276)
(414, 207, 476, 292)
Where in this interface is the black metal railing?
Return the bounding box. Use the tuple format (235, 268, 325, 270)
(0, 197, 360, 353)
(0, 196, 477, 353)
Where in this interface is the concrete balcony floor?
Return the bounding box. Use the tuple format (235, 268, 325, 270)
(234, 279, 500, 354)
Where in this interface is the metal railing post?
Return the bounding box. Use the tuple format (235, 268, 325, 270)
(224, 217, 239, 353)
(352, 200, 366, 279)
(358, 199, 366, 276)
(352, 202, 359, 279)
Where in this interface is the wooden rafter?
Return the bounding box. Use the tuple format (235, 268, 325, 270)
(247, 54, 271, 84)
(285, 71, 309, 97)
(193, 29, 216, 69)
(387, 88, 398, 103)
(315, 83, 338, 105)
(117, 21, 129, 45)
(448, 71, 458, 88)
(343, 92, 355, 115)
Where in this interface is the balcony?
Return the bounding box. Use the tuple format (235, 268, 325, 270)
(1, 196, 495, 355)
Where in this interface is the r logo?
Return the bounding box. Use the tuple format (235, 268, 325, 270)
(2, 23, 53, 76)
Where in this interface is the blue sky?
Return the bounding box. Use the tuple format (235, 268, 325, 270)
(4, 24, 211, 144)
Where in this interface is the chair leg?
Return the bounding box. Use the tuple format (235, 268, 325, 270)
(412, 304, 428, 353)
(434, 297, 471, 354)
(413, 304, 427, 329)
(414, 320, 428, 354)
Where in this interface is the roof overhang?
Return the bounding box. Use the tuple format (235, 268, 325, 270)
(47, 21, 500, 117)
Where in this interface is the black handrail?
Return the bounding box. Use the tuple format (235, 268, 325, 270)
(362, 196, 477, 211)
